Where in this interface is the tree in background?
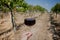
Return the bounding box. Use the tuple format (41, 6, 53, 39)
(16, 0, 28, 12)
(0, 0, 28, 12)
(0, 0, 28, 31)
(51, 3, 60, 17)
(0, 0, 47, 12)
(27, 5, 47, 13)
(33, 5, 47, 12)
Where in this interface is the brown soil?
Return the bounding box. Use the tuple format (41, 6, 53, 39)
(0, 12, 53, 40)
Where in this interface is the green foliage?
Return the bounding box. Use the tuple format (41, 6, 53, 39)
(33, 5, 47, 12)
(0, 0, 28, 12)
(16, 7, 26, 12)
(27, 5, 34, 11)
(0, 0, 47, 12)
(27, 5, 47, 12)
(51, 3, 60, 13)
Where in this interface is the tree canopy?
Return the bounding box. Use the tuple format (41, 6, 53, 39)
(0, 0, 47, 12)
(33, 5, 47, 12)
(0, 0, 28, 12)
(26, 5, 47, 12)
(51, 3, 60, 13)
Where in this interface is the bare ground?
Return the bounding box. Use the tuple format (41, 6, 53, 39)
(0, 12, 54, 40)
(14, 13, 53, 40)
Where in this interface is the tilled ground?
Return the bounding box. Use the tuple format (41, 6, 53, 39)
(0, 12, 54, 40)
(14, 13, 53, 40)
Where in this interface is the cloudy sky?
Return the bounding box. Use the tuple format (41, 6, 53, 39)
(25, 0, 60, 12)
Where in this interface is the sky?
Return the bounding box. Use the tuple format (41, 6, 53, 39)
(25, 0, 60, 12)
